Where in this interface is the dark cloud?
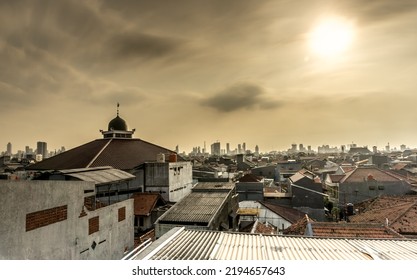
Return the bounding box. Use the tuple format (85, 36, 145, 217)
(106, 31, 185, 61)
(201, 82, 282, 113)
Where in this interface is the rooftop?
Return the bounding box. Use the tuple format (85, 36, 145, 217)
(133, 227, 417, 260)
(26, 138, 179, 171)
(157, 191, 231, 224)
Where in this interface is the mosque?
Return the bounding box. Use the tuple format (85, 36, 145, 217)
(27, 104, 181, 172)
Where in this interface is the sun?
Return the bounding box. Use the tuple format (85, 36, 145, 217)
(309, 17, 355, 58)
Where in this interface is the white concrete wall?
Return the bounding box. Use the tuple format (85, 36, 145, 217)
(168, 162, 193, 202)
(238, 201, 292, 231)
(0, 180, 134, 260)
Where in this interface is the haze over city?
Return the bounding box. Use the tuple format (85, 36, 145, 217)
(1, 0, 417, 153)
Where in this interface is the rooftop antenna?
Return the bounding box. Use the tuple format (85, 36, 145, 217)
(117, 102, 120, 117)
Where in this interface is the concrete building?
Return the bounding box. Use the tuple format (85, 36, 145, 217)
(0, 180, 134, 260)
(211, 141, 221, 156)
(325, 166, 412, 205)
(251, 164, 279, 181)
(287, 169, 326, 221)
(238, 200, 305, 233)
(235, 173, 271, 202)
(6, 142, 12, 155)
(36, 141, 47, 160)
(26, 106, 192, 204)
(134, 161, 193, 202)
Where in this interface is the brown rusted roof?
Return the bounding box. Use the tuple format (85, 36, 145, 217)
(133, 193, 166, 216)
(259, 201, 305, 223)
(329, 174, 345, 183)
(283, 215, 311, 235)
(26, 138, 179, 171)
(341, 167, 403, 183)
(310, 222, 404, 239)
(350, 196, 417, 235)
(238, 173, 262, 182)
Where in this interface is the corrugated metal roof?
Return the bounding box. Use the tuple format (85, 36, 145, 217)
(136, 227, 417, 260)
(157, 192, 229, 224)
(62, 167, 135, 185)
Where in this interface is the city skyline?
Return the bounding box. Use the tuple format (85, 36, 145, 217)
(1, 1, 417, 153)
(2, 138, 414, 157)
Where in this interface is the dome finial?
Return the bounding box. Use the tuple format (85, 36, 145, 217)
(117, 102, 120, 116)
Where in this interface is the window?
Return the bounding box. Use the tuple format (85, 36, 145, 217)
(139, 217, 144, 227)
(369, 185, 376, 190)
(378, 185, 385, 190)
(88, 216, 99, 235)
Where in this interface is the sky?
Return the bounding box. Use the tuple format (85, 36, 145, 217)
(1, 0, 417, 154)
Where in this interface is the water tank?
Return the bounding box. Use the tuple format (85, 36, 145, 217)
(157, 153, 165, 163)
(169, 153, 177, 162)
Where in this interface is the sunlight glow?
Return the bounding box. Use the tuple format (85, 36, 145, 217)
(309, 17, 355, 58)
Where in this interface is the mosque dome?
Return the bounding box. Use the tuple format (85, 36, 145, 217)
(108, 115, 128, 131)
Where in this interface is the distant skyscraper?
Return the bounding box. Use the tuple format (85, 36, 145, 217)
(242, 142, 246, 153)
(226, 143, 230, 155)
(37, 141, 48, 160)
(238, 144, 242, 154)
(255, 145, 259, 156)
(211, 142, 221, 156)
(291, 143, 297, 152)
(6, 142, 12, 155)
(373, 146, 378, 154)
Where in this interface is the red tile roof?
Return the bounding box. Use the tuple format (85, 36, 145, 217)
(349, 196, 417, 236)
(133, 193, 166, 216)
(341, 167, 403, 183)
(283, 215, 311, 235)
(27, 138, 179, 171)
(310, 222, 404, 239)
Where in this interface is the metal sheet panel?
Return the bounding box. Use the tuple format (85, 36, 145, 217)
(140, 228, 417, 260)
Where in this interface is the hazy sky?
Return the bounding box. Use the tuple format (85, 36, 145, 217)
(1, 0, 417, 154)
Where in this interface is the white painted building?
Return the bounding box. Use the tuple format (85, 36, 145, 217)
(0, 180, 134, 260)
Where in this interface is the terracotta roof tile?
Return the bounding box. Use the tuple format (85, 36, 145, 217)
(133, 193, 166, 216)
(311, 223, 404, 239)
(283, 215, 311, 235)
(350, 196, 417, 235)
(342, 167, 403, 183)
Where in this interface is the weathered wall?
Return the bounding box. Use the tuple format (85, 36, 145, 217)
(0, 180, 133, 260)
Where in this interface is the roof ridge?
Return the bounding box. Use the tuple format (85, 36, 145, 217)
(87, 138, 112, 168)
(340, 167, 357, 183)
(364, 200, 414, 213)
(389, 201, 417, 225)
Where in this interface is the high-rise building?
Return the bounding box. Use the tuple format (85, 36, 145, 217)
(6, 142, 12, 155)
(255, 145, 259, 156)
(291, 143, 297, 152)
(211, 142, 221, 156)
(36, 141, 48, 160)
(226, 143, 230, 155)
(242, 143, 246, 153)
(238, 144, 242, 154)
